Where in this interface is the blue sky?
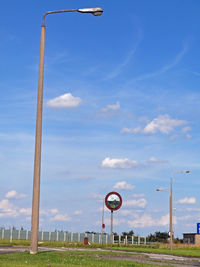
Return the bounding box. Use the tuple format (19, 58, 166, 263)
(0, 0, 200, 237)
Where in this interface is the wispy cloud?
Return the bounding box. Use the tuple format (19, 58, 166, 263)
(129, 43, 188, 82)
(50, 213, 71, 222)
(101, 101, 120, 112)
(186, 70, 200, 77)
(105, 47, 139, 80)
(104, 25, 143, 80)
(123, 198, 147, 208)
(177, 197, 196, 204)
(5, 190, 27, 199)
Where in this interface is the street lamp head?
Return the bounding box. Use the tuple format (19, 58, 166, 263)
(184, 170, 190, 173)
(77, 7, 103, 16)
(156, 187, 168, 192)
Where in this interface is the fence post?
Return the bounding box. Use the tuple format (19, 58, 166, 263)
(144, 236, 146, 245)
(125, 235, 128, 246)
(10, 228, 13, 243)
(56, 231, 59, 242)
(71, 232, 73, 242)
(49, 231, 51, 241)
(132, 235, 134, 245)
(64, 232, 66, 242)
(2, 228, 4, 239)
(92, 233, 94, 243)
(105, 234, 108, 244)
(26, 230, 29, 240)
(78, 232, 80, 243)
(138, 236, 140, 245)
(113, 234, 115, 245)
(119, 235, 121, 246)
(98, 234, 101, 244)
(18, 229, 21, 240)
(41, 231, 44, 241)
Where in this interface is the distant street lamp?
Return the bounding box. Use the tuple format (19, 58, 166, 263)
(169, 170, 190, 251)
(156, 170, 190, 251)
(30, 7, 103, 255)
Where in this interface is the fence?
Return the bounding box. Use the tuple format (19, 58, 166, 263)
(0, 228, 148, 245)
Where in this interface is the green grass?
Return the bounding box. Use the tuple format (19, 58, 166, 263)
(110, 245, 200, 257)
(1, 239, 200, 257)
(0, 251, 165, 267)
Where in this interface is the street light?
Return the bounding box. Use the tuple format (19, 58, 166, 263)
(169, 170, 190, 251)
(156, 170, 190, 251)
(30, 7, 103, 255)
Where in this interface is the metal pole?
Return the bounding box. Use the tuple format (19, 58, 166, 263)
(30, 24, 45, 255)
(101, 199, 104, 245)
(169, 175, 173, 250)
(110, 210, 113, 250)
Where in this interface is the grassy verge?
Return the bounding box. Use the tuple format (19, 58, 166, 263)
(1, 239, 200, 257)
(109, 244, 200, 257)
(0, 251, 166, 267)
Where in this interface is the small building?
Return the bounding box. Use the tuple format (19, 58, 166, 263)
(183, 233, 200, 245)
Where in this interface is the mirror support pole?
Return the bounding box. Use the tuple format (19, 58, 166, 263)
(110, 210, 113, 251)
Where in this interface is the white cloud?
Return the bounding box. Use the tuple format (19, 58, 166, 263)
(74, 210, 82, 215)
(101, 157, 138, 169)
(119, 210, 134, 216)
(128, 214, 156, 228)
(50, 209, 59, 214)
(0, 199, 18, 218)
(101, 157, 165, 169)
(19, 208, 31, 215)
(95, 218, 126, 226)
(185, 208, 200, 212)
(90, 192, 104, 200)
(47, 93, 82, 108)
(122, 114, 187, 135)
(123, 198, 147, 208)
(177, 197, 196, 204)
(177, 215, 193, 221)
(182, 126, 192, 133)
(102, 101, 120, 112)
(5, 190, 27, 199)
(51, 213, 71, 222)
(147, 157, 167, 164)
(186, 134, 192, 139)
(128, 213, 177, 228)
(0, 199, 15, 211)
(113, 181, 135, 190)
(143, 115, 186, 134)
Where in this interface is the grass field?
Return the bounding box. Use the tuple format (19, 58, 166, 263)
(0, 250, 168, 267)
(112, 244, 200, 257)
(1, 239, 200, 257)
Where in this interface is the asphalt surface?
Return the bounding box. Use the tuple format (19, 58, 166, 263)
(0, 246, 200, 266)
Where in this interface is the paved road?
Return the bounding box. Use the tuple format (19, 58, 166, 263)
(1, 246, 200, 266)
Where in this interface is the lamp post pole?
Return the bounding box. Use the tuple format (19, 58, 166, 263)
(30, 21, 45, 255)
(169, 175, 173, 250)
(156, 170, 190, 251)
(169, 170, 190, 251)
(30, 7, 103, 254)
